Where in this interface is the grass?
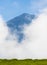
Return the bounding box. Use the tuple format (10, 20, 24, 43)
(0, 59, 47, 65)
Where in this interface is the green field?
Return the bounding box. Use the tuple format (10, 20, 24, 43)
(0, 59, 47, 65)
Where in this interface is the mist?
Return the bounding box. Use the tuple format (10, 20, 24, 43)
(0, 8, 47, 59)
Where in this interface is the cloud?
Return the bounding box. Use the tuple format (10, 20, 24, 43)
(0, 8, 47, 59)
(0, 15, 8, 42)
(30, 0, 47, 14)
(23, 8, 47, 59)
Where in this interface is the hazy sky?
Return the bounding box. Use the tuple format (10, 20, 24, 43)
(0, 0, 47, 21)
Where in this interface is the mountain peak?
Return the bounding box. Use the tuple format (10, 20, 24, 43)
(20, 13, 35, 19)
(7, 13, 35, 43)
(21, 13, 30, 16)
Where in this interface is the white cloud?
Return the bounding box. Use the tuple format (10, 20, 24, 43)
(0, 15, 8, 43)
(22, 8, 47, 59)
(0, 8, 47, 59)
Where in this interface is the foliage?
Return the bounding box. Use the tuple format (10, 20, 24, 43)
(0, 59, 47, 65)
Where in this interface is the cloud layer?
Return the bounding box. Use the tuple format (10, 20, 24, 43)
(0, 9, 47, 59)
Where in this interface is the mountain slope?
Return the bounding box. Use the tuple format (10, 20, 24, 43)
(7, 13, 35, 43)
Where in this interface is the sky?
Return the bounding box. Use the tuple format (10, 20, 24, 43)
(0, 0, 47, 21)
(0, 0, 31, 21)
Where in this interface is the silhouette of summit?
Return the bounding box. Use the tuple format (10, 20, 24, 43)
(7, 13, 35, 43)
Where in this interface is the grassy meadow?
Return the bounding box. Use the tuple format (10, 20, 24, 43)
(0, 59, 47, 65)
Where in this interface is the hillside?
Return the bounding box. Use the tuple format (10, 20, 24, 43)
(0, 59, 47, 65)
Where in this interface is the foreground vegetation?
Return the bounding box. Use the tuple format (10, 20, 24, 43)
(0, 59, 47, 65)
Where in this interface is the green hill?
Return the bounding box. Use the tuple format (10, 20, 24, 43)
(0, 59, 47, 65)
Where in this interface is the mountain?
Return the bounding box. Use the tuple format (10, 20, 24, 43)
(7, 13, 35, 43)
